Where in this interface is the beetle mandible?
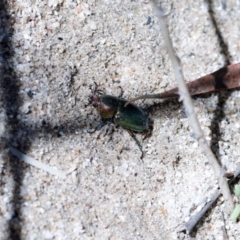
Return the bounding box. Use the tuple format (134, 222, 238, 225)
(88, 83, 153, 158)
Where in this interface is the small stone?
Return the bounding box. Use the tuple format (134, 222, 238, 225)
(52, 21, 60, 29)
(20, 101, 32, 114)
(16, 63, 31, 73)
(89, 21, 97, 30)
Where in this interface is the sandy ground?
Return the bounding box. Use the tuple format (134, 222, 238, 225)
(1, 0, 240, 239)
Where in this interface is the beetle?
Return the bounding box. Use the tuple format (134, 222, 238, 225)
(88, 83, 153, 158)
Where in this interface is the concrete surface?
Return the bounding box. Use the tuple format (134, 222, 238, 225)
(1, 0, 240, 239)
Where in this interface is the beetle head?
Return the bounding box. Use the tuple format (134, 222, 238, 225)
(88, 82, 104, 108)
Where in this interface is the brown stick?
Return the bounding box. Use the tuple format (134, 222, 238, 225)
(126, 63, 240, 104)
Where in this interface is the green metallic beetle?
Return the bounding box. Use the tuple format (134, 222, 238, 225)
(88, 83, 152, 158)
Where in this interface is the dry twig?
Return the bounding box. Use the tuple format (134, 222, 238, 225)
(184, 163, 240, 233)
(220, 210, 229, 240)
(150, 0, 233, 211)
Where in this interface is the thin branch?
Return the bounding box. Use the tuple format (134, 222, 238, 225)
(10, 146, 67, 179)
(184, 163, 240, 233)
(220, 210, 229, 240)
(151, 0, 233, 211)
(185, 189, 221, 233)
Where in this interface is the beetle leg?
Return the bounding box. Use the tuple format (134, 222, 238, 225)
(88, 120, 107, 133)
(118, 86, 124, 98)
(126, 129, 144, 159)
(104, 121, 114, 137)
(143, 118, 153, 140)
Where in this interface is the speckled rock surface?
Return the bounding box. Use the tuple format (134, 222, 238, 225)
(1, 0, 240, 239)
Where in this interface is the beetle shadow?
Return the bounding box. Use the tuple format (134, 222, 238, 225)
(142, 98, 183, 138)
